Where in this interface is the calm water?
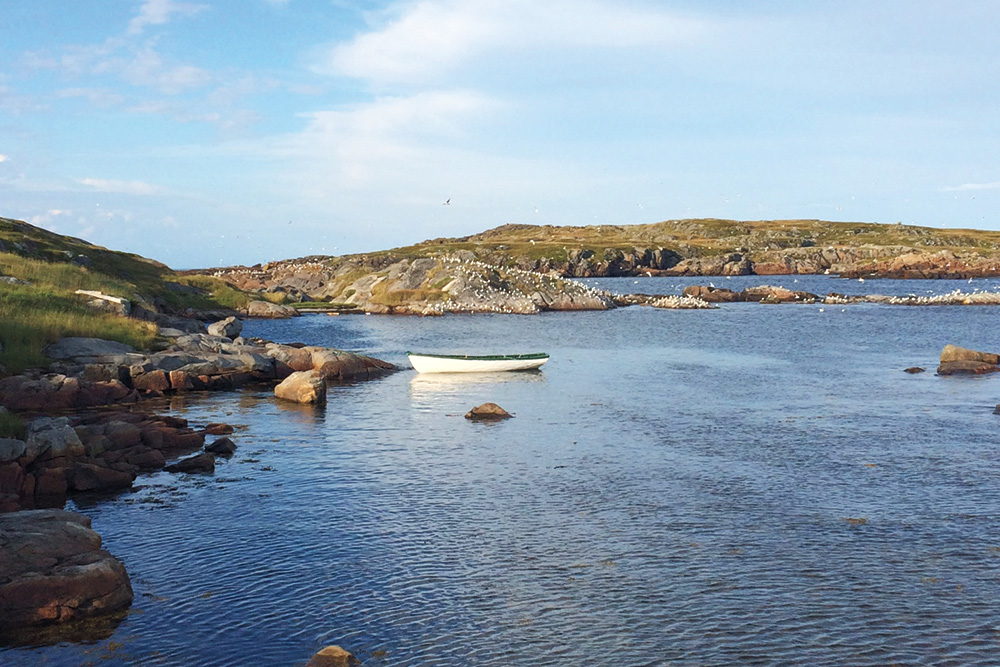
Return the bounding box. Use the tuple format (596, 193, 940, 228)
(6, 277, 1000, 666)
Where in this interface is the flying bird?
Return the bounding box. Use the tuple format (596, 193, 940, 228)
(443, 199, 451, 205)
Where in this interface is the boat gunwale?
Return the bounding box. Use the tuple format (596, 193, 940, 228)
(406, 351, 549, 362)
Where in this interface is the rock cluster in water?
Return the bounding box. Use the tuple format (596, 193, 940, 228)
(0, 410, 234, 512)
(678, 285, 1000, 307)
(0, 329, 393, 413)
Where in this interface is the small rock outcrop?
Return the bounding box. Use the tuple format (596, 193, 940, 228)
(937, 345, 1000, 375)
(207, 316, 243, 339)
(306, 645, 361, 667)
(274, 370, 327, 404)
(465, 403, 513, 420)
(205, 437, 237, 457)
(680, 285, 819, 304)
(681, 285, 743, 303)
(245, 300, 298, 319)
(164, 452, 215, 474)
(0, 509, 133, 631)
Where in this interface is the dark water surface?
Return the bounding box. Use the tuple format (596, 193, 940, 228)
(6, 277, 1000, 665)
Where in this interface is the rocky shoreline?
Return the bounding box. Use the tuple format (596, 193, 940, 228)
(0, 310, 395, 645)
(205, 252, 1000, 316)
(679, 284, 1000, 306)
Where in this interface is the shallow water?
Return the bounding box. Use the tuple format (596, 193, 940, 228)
(6, 277, 1000, 666)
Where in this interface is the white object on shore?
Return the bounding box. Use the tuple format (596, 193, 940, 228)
(407, 352, 548, 373)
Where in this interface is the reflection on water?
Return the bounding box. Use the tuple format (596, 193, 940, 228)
(0, 609, 128, 649)
(8, 300, 1000, 665)
(409, 369, 546, 395)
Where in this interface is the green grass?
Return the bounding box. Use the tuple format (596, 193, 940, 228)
(173, 274, 251, 310)
(0, 284, 159, 373)
(430, 276, 453, 290)
(371, 289, 446, 306)
(293, 301, 359, 311)
(0, 218, 262, 375)
(0, 409, 25, 439)
(0, 252, 138, 296)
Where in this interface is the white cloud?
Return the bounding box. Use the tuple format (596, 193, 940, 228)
(25, 38, 210, 96)
(0, 154, 8, 162)
(321, 0, 714, 85)
(267, 90, 499, 189)
(115, 46, 211, 94)
(944, 181, 1000, 192)
(78, 177, 169, 196)
(57, 87, 125, 108)
(128, 0, 208, 35)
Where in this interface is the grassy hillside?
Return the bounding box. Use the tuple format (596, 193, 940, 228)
(367, 219, 1000, 263)
(0, 216, 254, 373)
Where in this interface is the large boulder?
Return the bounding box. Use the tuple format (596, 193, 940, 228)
(68, 462, 136, 492)
(310, 348, 369, 380)
(44, 337, 137, 362)
(0, 437, 27, 462)
(207, 316, 243, 339)
(940, 344, 1000, 365)
(274, 370, 327, 404)
(74, 290, 131, 317)
(264, 343, 315, 377)
(0, 509, 134, 631)
(25, 417, 85, 464)
(937, 345, 1000, 375)
(246, 300, 298, 319)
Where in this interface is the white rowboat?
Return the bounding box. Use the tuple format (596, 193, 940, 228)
(407, 352, 549, 373)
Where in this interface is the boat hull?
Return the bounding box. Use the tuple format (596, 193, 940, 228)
(407, 353, 549, 373)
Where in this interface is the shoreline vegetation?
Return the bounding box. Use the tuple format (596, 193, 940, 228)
(5, 214, 1000, 652)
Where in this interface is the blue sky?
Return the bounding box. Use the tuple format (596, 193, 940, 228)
(1, 1, 998, 269)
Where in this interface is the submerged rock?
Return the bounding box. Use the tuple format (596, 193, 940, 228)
(164, 452, 216, 474)
(937, 360, 1000, 376)
(306, 645, 361, 667)
(205, 437, 237, 457)
(465, 402, 513, 420)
